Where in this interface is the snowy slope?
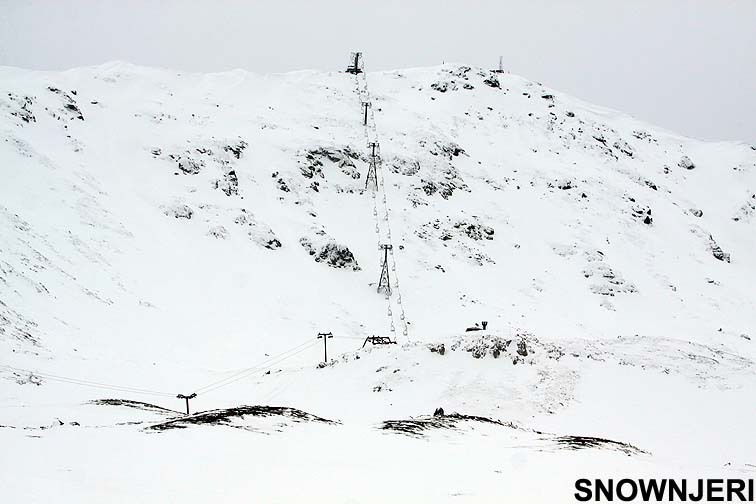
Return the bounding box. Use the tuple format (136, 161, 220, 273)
(1, 62, 755, 502)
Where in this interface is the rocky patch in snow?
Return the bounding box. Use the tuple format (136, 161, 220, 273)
(46, 86, 84, 121)
(678, 155, 695, 170)
(156, 138, 247, 185)
(582, 250, 637, 298)
(416, 217, 495, 266)
(428, 332, 561, 365)
(416, 217, 494, 242)
(3, 93, 36, 124)
(613, 139, 635, 158)
(223, 139, 248, 160)
(428, 140, 466, 160)
(388, 156, 421, 176)
(213, 169, 239, 196)
(429, 66, 504, 93)
(300, 230, 360, 270)
(631, 205, 654, 225)
(732, 194, 755, 222)
(162, 202, 194, 219)
(416, 165, 468, 200)
(207, 225, 228, 239)
(300, 146, 362, 183)
(234, 210, 281, 249)
(0, 299, 42, 349)
(690, 227, 731, 263)
(169, 153, 205, 175)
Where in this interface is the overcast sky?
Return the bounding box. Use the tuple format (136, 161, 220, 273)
(1, 0, 754, 143)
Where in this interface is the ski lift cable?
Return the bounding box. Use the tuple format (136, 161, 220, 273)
(192, 338, 318, 395)
(359, 58, 411, 343)
(0, 364, 175, 397)
(196, 340, 320, 396)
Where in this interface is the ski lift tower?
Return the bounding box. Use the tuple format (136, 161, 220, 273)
(377, 244, 393, 296)
(346, 52, 363, 74)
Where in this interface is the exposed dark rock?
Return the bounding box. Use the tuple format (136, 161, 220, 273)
(428, 343, 446, 355)
(300, 237, 360, 270)
(235, 211, 282, 249)
(678, 155, 695, 170)
(517, 339, 528, 357)
(301, 146, 361, 181)
(613, 140, 635, 157)
(709, 235, 731, 263)
(163, 203, 193, 219)
(223, 139, 248, 159)
(690, 208, 703, 218)
(213, 169, 239, 196)
(430, 81, 456, 93)
(631, 206, 653, 225)
(557, 178, 573, 190)
(453, 221, 495, 241)
(276, 178, 290, 192)
(6, 93, 36, 124)
(483, 75, 501, 89)
(389, 157, 421, 176)
(47, 86, 83, 120)
(172, 155, 204, 175)
(207, 225, 228, 239)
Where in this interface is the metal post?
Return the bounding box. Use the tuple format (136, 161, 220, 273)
(317, 332, 333, 363)
(362, 102, 370, 125)
(176, 393, 197, 415)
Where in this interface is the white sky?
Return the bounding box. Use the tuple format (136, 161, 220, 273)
(1, 0, 754, 143)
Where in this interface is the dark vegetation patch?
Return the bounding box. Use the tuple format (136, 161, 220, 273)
(553, 435, 648, 456)
(380, 410, 649, 456)
(380, 413, 519, 438)
(148, 405, 338, 432)
(91, 398, 180, 415)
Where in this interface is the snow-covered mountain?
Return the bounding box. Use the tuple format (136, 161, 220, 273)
(1, 61, 755, 502)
